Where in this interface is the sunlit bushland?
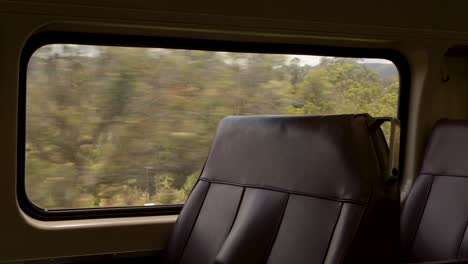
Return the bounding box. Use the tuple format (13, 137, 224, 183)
(25, 45, 398, 209)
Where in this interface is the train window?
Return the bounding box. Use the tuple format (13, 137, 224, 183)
(23, 41, 399, 213)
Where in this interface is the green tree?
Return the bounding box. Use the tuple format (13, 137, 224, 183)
(25, 46, 398, 209)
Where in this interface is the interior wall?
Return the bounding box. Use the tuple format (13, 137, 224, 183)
(398, 44, 468, 199)
(440, 56, 468, 119)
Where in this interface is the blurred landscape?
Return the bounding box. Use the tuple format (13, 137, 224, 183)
(26, 45, 398, 210)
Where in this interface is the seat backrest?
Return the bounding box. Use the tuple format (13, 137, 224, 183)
(163, 114, 397, 264)
(401, 120, 468, 262)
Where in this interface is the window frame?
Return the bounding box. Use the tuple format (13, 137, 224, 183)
(18, 31, 410, 220)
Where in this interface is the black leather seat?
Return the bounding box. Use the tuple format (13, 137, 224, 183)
(163, 114, 398, 264)
(401, 120, 468, 263)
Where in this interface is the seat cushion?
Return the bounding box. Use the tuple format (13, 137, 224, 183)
(163, 114, 397, 264)
(401, 120, 468, 262)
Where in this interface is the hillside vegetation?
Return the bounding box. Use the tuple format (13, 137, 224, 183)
(26, 46, 398, 209)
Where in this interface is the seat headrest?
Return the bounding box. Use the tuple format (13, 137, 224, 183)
(200, 114, 383, 204)
(421, 119, 468, 177)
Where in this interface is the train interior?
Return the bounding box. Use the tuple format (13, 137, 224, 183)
(1, 1, 468, 263)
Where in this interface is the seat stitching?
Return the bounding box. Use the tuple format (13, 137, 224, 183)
(263, 193, 290, 264)
(408, 174, 435, 257)
(225, 187, 246, 236)
(420, 172, 468, 178)
(457, 221, 468, 258)
(199, 178, 367, 206)
(178, 181, 211, 264)
(321, 201, 344, 264)
(340, 184, 372, 263)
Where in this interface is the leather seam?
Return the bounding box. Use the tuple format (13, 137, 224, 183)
(178, 181, 211, 263)
(199, 178, 367, 206)
(457, 221, 468, 258)
(420, 172, 468, 178)
(225, 187, 246, 237)
(263, 193, 290, 264)
(342, 184, 372, 263)
(408, 174, 435, 257)
(322, 201, 344, 264)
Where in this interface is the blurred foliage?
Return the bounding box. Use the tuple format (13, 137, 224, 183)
(25, 46, 398, 209)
